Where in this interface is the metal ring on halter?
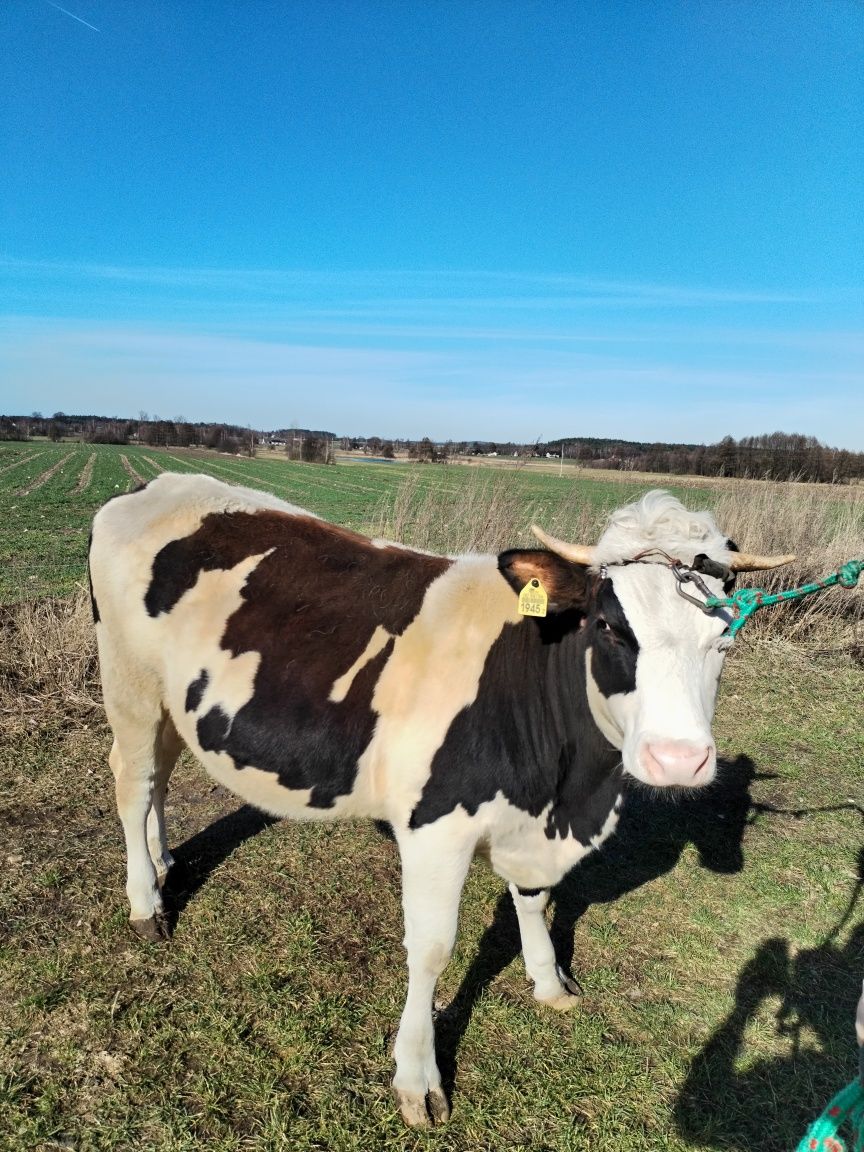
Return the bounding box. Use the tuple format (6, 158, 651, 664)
(672, 565, 718, 614)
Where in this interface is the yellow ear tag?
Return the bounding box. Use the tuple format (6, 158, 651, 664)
(518, 578, 548, 617)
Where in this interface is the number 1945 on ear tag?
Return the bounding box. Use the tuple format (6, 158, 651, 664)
(518, 578, 548, 617)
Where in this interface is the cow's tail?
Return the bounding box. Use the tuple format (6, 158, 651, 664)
(87, 527, 100, 624)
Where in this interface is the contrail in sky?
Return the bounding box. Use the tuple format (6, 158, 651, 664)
(45, 1, 100, 32)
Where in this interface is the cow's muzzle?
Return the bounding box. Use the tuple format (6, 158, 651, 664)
(638, 740, 715, 787)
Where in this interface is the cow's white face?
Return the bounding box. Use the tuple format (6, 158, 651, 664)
(583, 563, 731, 788)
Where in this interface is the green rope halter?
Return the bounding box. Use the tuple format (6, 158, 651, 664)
(704, 560, 864, 638)
(795, 1078, 864, 1151)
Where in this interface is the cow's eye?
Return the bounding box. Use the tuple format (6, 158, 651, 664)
(597, 618, 611, 632)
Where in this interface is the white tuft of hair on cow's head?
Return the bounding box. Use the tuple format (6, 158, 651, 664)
(593, 489, 733, 570)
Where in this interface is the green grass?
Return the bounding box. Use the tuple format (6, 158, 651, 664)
(1, 649, 862, 1150)
(1, 444, 862, 1150)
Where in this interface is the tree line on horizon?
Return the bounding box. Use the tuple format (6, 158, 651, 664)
(541, 431, 864, 484)
(2, 413, 863, 484)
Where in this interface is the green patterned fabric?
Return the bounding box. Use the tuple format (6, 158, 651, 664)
(795, 1078, 864, 1151)
(705, 560, 864, 638)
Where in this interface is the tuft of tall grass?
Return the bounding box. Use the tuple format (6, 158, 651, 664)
(709, 482, 864, 642)
(370, 469, 606, 555)
(0, 586, 100, 732)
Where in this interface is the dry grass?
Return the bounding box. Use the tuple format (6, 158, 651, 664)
(709, 481, 864, 642)
(0, 586, 100, 733)
(119, 454, 147, 487)
(375, 470, 864, 646)
(371, 469, 604, 555)
(73, 452, 97, 494)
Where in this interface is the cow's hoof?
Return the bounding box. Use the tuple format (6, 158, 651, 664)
(540, 989, 580, 1012)
(395, 1091, 429, 1127)
(538, 970, 582, 1011)
(427, 1087, 450, 1124)
(130, 913, 170, 943)
(394, 1087, 450, 1127)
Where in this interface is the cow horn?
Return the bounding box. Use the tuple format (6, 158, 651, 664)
(728, 551, 797, 572)
(530, 524, 596, 566)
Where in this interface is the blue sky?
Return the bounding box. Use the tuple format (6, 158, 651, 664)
(1, 1, 862, 445)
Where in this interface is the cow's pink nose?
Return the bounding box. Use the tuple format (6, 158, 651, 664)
(640, 741, 715, 787)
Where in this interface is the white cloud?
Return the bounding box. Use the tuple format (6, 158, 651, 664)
(0, 257, 822, 307)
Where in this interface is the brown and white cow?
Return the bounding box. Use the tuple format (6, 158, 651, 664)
(89, 474, 792, 1126)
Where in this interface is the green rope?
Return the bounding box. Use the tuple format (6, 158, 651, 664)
(795, 1078, 864, 1151)
(705, 560, 864, 638)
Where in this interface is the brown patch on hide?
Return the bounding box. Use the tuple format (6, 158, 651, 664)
(148, 510, 452, 807)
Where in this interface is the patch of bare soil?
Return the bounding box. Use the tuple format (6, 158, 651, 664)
(119, 455, 146, 486)
(73, 453, 97, 494)
(141, 455, 166, 474)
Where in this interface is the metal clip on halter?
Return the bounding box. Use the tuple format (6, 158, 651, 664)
(672, 563, 716, 614)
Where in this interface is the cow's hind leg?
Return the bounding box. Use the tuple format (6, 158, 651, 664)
(108, 709, 175, 942)
(147, 717, 183, 887)
(392, 824, 475, 1127)
(509, 884, 581, 1010)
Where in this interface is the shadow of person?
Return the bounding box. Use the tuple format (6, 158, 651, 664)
(435, 754, 758, 1100)
(674, 920, 864, 1151)
(161, 803, 278, 930)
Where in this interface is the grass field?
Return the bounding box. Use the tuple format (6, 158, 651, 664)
(0, 442, 696, 605)
(1, 444, 862, 1151)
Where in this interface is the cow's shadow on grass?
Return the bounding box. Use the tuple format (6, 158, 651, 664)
(673, 919, 864, 1150)
(161, 803, 278, 927)
(434, 753, 760, 1100)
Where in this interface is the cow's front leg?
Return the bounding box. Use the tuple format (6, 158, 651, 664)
(392, 825, 474, 1127)
(509, 884, 580, 1010)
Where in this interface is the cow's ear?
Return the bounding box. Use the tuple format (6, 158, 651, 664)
(498, 549, 591, 613)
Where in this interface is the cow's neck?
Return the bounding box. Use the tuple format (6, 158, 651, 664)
(516, 614, 624, 840)
(409, 611, 623, 843)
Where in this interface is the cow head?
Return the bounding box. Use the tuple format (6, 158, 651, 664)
(502, 491, 794, 790)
